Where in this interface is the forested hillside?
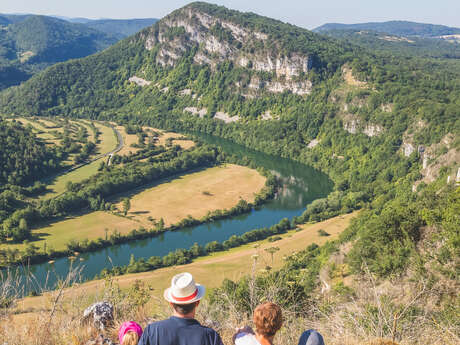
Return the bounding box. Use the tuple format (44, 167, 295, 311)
(0, 2, 458, 341)
(0, 15, 120, 89)
(0, 119, 60, 185)
(316, 29, 460, 59)
(83, 18, 158, 37)
(314, 20, 460, 37)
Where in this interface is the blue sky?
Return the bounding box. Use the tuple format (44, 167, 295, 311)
(0, 0, 459, 29)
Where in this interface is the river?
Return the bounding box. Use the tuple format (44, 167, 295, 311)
(14, 134, 333, 293)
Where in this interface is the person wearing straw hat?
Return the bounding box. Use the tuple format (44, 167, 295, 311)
(138, 272, 224, 345)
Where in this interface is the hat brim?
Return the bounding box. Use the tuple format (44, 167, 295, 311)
(164, 284, 206, 304)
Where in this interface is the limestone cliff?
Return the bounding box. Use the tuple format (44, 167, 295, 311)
(137, 3, 314, 96)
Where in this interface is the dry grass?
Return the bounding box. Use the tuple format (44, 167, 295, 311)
(144, 126, 195, 149)
(3, 211, 454, 345)
(342, 66, 367, 87)
(115, 125, 141, 156)
(15, 212, 357, 314)
(116, 164, 266, 226)
(0, 211, 141, 253)
(92, 122, 118, 155)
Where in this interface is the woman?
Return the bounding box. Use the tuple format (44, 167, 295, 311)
(233, 302, 324, 345)
(233, 302, 283, 345)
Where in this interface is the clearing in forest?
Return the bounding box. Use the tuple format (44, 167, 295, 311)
(116, 164, 266, 226)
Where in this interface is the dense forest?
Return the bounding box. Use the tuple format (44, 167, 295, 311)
(317, 29, 460, 59)
(0, 119, 60, 186)
(313, 20, 460, 37)
(0, 15, 157, 90)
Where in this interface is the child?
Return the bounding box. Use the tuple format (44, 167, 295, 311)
(119, 321, 143, 345)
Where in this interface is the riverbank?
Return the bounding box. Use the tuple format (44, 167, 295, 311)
(12, 211, 358, 317)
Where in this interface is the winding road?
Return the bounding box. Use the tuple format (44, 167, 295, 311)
(63, 123, 123, 172)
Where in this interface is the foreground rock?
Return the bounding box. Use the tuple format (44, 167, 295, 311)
(83, 301, 114, 330)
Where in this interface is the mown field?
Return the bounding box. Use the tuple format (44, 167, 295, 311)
(2, 164, 265, 252)
(116, 164, 266, 226)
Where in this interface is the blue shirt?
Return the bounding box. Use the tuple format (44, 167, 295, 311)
(138, 316, 224, 345)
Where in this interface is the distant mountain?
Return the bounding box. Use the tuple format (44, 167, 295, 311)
(83, 18, 158, 37)
(0, 13, 159, 90)
(0, 15, 120, 90)
(316, 29, 460, 59)
(314, 21, 460, 38)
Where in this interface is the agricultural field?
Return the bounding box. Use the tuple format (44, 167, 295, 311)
(14, 212, 358, 315)
(2, 164, 266, 252)
(40, 121, 118, 199)
(1, 211, 140, 252)
(115, 164, 266, 226)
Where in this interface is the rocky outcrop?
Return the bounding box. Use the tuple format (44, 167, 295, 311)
(343, 118, 360, 134)
(308, 139, 320, 148)
(184, 107, 207, 118)
(129, 76, 152, 87)
(214, 111, 239, 123)
(261, 111, 273, 120)
(140, 6, 314, 96)
(83, 302, 114, 331)
(363, 124, 383, 137)
(343, 115, 383, 137)
(402, 142, 415, 157)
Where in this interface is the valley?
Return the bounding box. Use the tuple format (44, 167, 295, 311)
(0, 2, 458, 344)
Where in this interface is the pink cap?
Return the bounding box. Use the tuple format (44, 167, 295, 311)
(118, 321, 143, 344)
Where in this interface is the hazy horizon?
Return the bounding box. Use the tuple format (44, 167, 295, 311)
(0, 0, 459, 30)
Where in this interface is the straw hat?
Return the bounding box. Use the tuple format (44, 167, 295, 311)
(164, 272, 206, 304)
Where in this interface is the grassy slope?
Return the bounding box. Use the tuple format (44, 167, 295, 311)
(115, 125, 140, 156)
(41, 121, 117, 199)
(14, 211, 357, 315)
(116, 164, 266, 226)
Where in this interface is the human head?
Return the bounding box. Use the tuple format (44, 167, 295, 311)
(118, 321, 143, 345)
(164, 272, 206, 307)
(171, 300, 200, 316)
(253, 302, 283, 338)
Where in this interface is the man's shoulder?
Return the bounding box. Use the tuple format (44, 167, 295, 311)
(145, 318, 175, 329)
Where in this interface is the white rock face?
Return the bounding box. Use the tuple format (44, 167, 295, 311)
(214, 111, 239, 123)
(184, 107, 207, 118)
(261, 111, 273, 120)
(343, 116, 383, 137)
(308, 139, 320, 148)
(403, 143, 415, 157)
(142, 8, 314, 97)
(129, 76, 152, 87)
(363, 124, 383, 137)
(179, 89, 192, 96)
(266, 80, 312, 95)
(422, 155, 429, 169)
(344, 119, 360, 134)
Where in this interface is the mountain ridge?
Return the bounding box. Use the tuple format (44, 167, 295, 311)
(314, 20, 460, 37)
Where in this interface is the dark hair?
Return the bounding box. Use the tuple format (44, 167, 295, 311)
(172, 301, 198, 315)
(253, 302, 283, 337)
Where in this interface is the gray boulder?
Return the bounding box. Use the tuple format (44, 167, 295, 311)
(83, 301, 114, 330)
